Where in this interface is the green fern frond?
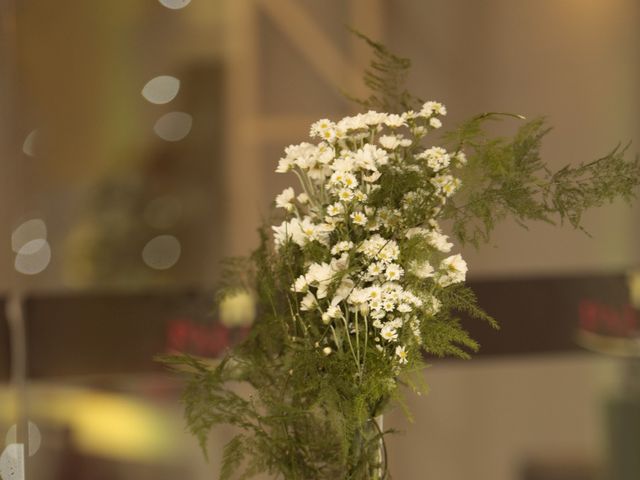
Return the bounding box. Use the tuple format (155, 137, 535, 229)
(346, 29, 419, 113)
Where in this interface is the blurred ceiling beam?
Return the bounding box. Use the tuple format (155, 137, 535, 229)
(256, 0, 359, 94)
(224, 0, 384, 256)
(225, 0, 261, 256)
(348, 0, 384, 100)
(252, 115, 320, 141)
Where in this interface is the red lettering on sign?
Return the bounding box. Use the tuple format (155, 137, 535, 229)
(165, 319, 248, 357)
(578, 299, 639, 336)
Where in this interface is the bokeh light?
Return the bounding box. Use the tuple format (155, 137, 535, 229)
(141, 75, 180, 105)
(142, 235, 181, 270)
(158, 0, 191, 10)
(5, 422, 42, 457)
(22, 129, 38, 157)
(0, 444, 23, 479)
(219, 291, 256, 328)
(11, 218, 47, 253)
(153, 112, 192, 142)
(14, 240, 52, 275)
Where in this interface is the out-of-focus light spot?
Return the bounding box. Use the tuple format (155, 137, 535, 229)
(11, 219, 47, 253)
(0, 443, 23, 479)
(22, 130, 38, 157)
(158, 0, 191, 9)
(142, 235, 181, 270)
(143, 196, 183, 229)
(220, 291, 256, 328)
(141, 75, 180, 105)
(5, 422, 41, 457)
(15, 240, 51, 275)
(153, 112, 192, 142)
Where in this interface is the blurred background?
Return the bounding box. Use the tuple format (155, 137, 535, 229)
(0, 0, 639, 479)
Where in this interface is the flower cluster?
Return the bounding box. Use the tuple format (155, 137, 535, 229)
(272, 101, 468, 374)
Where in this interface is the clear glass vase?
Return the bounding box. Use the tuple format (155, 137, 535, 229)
(347, 415, 387, 480)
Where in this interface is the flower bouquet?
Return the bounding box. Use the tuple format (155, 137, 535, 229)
(163, 35, 639, 479)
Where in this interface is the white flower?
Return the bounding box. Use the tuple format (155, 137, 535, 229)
(430, 174, 454, 191)
(326, 305, 341, 319)
(442, 177, 462, 196)
(300, 217, 318, 240)
(420, 101, 447, 117)
(426, 231, 453, 253)
(319, 129, 336, 143)
(429, 117, 442, 129)
(337, 114, 369, 131)
(382, 300, 396, 312)
(455, 150, 467, 166)
(379, 135, 402, 150)
(284, 142, 318, 170)
(362, 171, 382, 183)
(397, 303, 412, 313)
(384, 114, 406, 128)
(272, 219, 303, 248)
(418, 147, 450, 172)
(354, 190, 368, 202)
(367, 262, 384, 277)
(310, 118, 334, 137)
(410, 318, 421, 340)
(275, 187, 295, 211)
(353, 144, 389, 170)
(331, 240, 353, 255)
(390, 317, 403, 328)
(276, 156, 294, 173)
(306, 262, 334, 299)
(382, 282, 403, 298)
(359, 234, 400, 263)
(378, 241, 400, 263)
(342, 173, 358, 189)
(348, 288, 369, 305)
(329, 171, 346, 187)
(412, 125, 427, 138)
(350, 211, 367, 226)
(405, 227, 429, 239)
(291, 275, 308, 293)
(384, 263, 404, 281)
(300, 292, 317, 311)
(427, 296, 442, 315)
(334, 277, 354, 303)
(309, 118, 337, 142)
(322, 346, 333, 355)
(338, 188, 354, 202)
(332, 156, 356, 172)
(297, 192, 309, 204)
(367, 286, 382, 301)
(330, 253, 349, 273)
(400, 290, 422, 307)
(438, 254, 468, 287)
(317, 143, 335, 164)
(410, 260, 435, 279)
(369, 297, 382, 311)
(363, 110, 388, 126)
(327, 202, 344, 217)
(395, 345, 408, 364)
(380, 324, 398, 342)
